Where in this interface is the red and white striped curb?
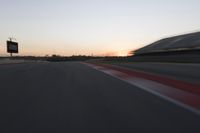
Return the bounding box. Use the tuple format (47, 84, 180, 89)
(83, 62, 200, 115)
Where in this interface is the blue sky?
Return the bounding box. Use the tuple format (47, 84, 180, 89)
(0, 0, 200, 56)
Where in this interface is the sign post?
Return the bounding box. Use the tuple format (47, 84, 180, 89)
(7, 38, 18, 57)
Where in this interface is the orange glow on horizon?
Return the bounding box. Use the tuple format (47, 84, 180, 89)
(96, 50, 132, 57)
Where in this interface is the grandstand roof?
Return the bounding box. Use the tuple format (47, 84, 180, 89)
(135, 31, 200, 55)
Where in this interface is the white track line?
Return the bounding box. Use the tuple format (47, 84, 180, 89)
(83, 63, 200, 115)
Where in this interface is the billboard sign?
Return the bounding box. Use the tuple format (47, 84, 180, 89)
(7, 41, 18, 53)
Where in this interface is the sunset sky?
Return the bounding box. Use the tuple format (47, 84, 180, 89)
(0, 0, 200, 56)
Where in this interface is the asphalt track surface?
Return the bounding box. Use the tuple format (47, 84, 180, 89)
(0, 62, 200, 133)
(114, 62, 200, 84)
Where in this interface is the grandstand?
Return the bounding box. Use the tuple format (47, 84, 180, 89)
(135, 31, 200, 56)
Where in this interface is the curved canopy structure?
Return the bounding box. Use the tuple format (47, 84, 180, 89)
(135, 32, 200, 55)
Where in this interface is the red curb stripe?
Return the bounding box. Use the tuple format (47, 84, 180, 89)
(92, 63, 200, 96)
(83, 62, 200, 113)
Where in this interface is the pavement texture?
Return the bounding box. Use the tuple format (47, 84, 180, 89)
(0, 59, 25, 65)
(0, 62, 200, 133)
(110, 62, 200, 84)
